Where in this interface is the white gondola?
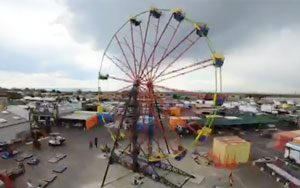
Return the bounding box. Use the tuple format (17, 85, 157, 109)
(284, 142, 300, 164)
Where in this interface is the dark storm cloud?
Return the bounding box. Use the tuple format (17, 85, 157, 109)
(60, 0, 300, 53)
(2, 0, 295, 91)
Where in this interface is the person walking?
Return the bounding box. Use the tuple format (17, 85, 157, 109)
(89, 140, 93, 149)
(229, 171, 234, 187)
(94, 137, 98, 148)
(26, 179, 34, 188)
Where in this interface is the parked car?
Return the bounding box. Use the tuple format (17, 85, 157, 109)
(5, 162, 25, 180)
(175, 125, 190, 136)
(284, 142, 300, 164)
(27, 157, 40, 165)
(48, 133, 66, 146)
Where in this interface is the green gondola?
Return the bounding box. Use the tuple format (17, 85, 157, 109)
(99, 73, 109, 80)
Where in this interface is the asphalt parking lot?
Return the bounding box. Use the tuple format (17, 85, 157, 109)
(0, 125, 285, 188)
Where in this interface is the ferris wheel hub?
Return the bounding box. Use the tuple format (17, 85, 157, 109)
(146, 81, 154, 89)
(134, 79, 141, 86)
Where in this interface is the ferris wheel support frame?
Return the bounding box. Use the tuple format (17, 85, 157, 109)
(100, 84, 195, 188)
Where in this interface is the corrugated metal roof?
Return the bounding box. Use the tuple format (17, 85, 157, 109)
(7, 105, 30, 120)
(58, 101, 82, 116)
(0, 110, 29, 128)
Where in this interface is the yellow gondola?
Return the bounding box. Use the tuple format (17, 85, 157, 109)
(111, 132, 126, 142)
(148, 152, 168, 162)
(148, 145, 187, 162)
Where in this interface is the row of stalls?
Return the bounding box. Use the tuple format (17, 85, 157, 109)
(223, 98, 300, 115)
(168, 114, 277, 131)
(200, 114, 278, 128)
(0, 101, 114, 145)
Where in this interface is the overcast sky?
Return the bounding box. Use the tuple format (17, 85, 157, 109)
(0, 0, 299, 93)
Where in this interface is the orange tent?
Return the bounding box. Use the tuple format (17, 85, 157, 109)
(169, 107, 181, 116)
(169, 117, 187, 130)
(86, 115, 98, 130)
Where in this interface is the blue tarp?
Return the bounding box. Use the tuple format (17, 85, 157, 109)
(98, 112, 114, 126)
(137, 115, 154, 131)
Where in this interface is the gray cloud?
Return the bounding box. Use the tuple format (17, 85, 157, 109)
(60, 0, 300, 52)
(56, 0, 300, 93)
(1, 0, 299, 92)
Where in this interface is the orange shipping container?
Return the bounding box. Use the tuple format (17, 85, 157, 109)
(86, 115, 98, 130)
(274, 130, 300, 151)
(169, 117, 187, 130)
(212, 136, 251, 166)
(169, 107, 181, 116)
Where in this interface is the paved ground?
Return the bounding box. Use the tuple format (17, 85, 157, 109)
(0, 125, 285, 188)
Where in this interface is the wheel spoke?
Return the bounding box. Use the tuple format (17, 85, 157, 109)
(154, 85, 198, 95)
(109, 75, 133, 83)
(138, 25, 150, 79)
(155, 58, 212, 80)
(105, 54, 134, 80)
(141, 29, 196, 80)
(156, 62, 214, 83)
(152, 21, 181, 78)
(153, 36, 201, 80)
(123, 37, 139, 77)
(139, 14, 174, 78)
(116, 84, 132, 92)
(130, 23, 138, 77)
(150, 18, 161, 79)
(138, 13, 151, 77)
(115, 35, 136, 79)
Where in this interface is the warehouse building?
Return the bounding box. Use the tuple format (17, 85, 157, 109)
(58, 111, 98, 130)
(0, 110, 30, 143)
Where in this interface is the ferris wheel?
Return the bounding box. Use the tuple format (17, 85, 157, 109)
(98, 7, 224, 188)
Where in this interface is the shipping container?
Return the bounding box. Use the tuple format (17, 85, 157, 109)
(212, 136, 251, 165)
(274, 130, 300, 151)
